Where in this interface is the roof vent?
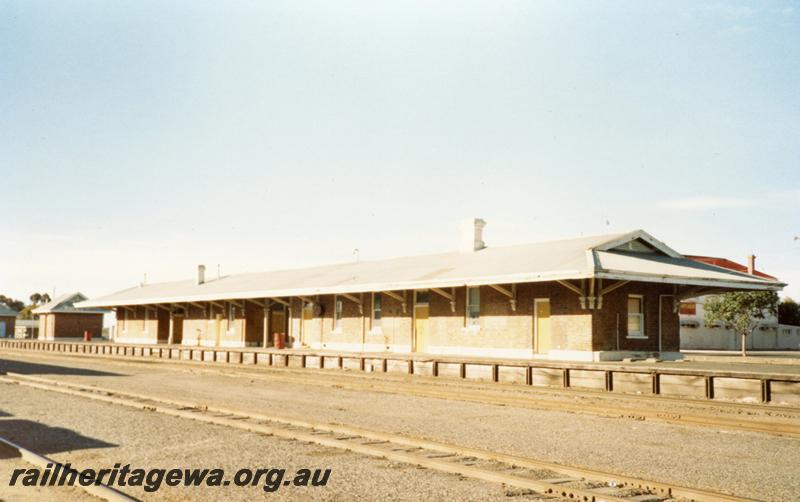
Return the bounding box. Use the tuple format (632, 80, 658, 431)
(460, 218, 487, 253)
(197, 264, 206, 285)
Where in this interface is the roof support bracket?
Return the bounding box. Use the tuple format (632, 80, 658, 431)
(489, 284, 517, 311)
(383, 290, 407, 314)
(595, 279, 629, 310)
(269, 297, 290, 308)
(431, 288, 456, 312)
(340, 293, 364, 314)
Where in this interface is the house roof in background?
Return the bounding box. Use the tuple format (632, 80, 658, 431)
(77, 230, 785, 308)
(0, 304, 18, 317)
(685, 255, 778, 280)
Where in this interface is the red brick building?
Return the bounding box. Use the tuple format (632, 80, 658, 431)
(33, 292, 106, 340)
(77, 224, 784, 361)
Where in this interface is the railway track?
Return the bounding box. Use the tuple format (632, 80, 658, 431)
(7, 348, 800, 420)
(0, 372, 754, 502)
(4, 350, 800, 438)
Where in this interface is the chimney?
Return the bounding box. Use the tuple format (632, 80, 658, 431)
(747, 254, 756, 275)
(197, 264, 206, 285)
(460, 218, 487, 253)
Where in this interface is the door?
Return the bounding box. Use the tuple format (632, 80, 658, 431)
(414, 306, 429, 352)
(0, 321, 6, 338)
(173, 315, 183, 344)
(414, 290, 430, 353)
(535, 299, 551, 354)
(301, 302, 314, 346)
(270, 310, 286, 346)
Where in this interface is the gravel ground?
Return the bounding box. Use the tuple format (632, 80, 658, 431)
(0, 384, 521, 501)
(0, 457, 98, 501)
(3, 351, 800, 501)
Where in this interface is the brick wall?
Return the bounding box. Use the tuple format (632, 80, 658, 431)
(102, 279, 683, 355)
(591, 281, 679, 352)
(39, 313, 103, 339)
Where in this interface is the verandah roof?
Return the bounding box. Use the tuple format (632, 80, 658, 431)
(77, 230, 784, 308)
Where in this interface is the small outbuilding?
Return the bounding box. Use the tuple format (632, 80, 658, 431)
(33, 292, 106, 340)
(0, 303, 18, 338)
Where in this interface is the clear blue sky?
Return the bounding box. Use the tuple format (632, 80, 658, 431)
(1, 1, 798, 302)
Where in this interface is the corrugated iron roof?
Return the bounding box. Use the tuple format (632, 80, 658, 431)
(32, 292, 108, 315)
(0, 304, 18, 317)
(77, 230, 785, 308)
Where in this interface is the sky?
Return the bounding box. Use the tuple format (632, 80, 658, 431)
(1, 0, 798, 304)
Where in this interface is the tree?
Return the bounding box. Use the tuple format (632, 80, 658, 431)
(778, 297, 800, 326)
(0, 295, 25, 312)
(704, 291, 779, 357)
(30, 293, 42, 305)
(41, 293, 52, 304)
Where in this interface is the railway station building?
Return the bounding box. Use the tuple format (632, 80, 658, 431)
(77, 223, 784, 361)
(33, 292, 107, 340)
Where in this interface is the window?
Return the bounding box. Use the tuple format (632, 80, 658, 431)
(122, 309, 128, 333)
(415, 290, 429, 305)
(228, 304, 236, 324)
(627, 295, 645, 338)
(372, 293, 382, 329)
(467, 287, 480, 327)
(679, 302, 696, 315)
(334, 296, 343, 331)
(143, 308, 149, 333)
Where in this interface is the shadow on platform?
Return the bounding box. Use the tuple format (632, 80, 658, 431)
(0, 358, 124, 377)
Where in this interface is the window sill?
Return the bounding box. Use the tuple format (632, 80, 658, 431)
(626, 335, 648, 340)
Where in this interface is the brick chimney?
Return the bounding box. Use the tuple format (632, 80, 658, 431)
(460, 218, 487, 253)
(197, 264, 206, 285)
(747, 254, 756, 275)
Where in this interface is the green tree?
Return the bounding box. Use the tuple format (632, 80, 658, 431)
(704, 291, 779, 357)
(778, 297, 800, 326)
(0, 295, 24, 313)
(41, 293, 52, 304)
(29, 293, 42, 305)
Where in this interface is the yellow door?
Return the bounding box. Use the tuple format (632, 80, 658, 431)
(414, 305, 429, 353)
(535, 300, 551, 354)
(302, 304, 313, 345)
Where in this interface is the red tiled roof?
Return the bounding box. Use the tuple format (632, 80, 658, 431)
(684, 255, 777, 280)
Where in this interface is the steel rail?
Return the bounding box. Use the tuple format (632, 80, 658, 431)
(0, 436, 136, 501)
(0, 373, 756, 502)
(6, 348, 800, 419)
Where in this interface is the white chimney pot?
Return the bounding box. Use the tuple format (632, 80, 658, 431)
(197, 264, 206, 285)
(460, 218, 487, 253)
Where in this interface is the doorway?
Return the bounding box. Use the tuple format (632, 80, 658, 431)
(414, 290, 430, 353)
(172, 313, 184, 344)
(271, 310, 286, 346)
(534, 299, 551, 354)
(301, 301, 314, 346)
